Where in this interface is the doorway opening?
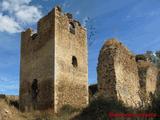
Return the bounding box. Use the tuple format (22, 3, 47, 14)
(31, 79, 39, 100)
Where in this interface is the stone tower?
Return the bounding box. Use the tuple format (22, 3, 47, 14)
(19, 6, 88, 112)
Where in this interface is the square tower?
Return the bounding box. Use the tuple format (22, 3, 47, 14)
(19, 6, 88, 112)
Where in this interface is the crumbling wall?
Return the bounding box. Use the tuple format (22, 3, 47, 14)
(97, 39, 141, 108)
(137, 60, 158, 104)
(155, 71, 160, 94)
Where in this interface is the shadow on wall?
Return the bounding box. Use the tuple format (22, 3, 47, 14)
(89, 84, 98, 101)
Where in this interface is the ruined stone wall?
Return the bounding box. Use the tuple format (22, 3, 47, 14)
(155, 70, 160, 94)
(20, 10, 55, 111)
(54, 8, 88, 112)
(137, 60, 158, 104)
(146, 65, 158, 94)
(97, 39, 141, 108)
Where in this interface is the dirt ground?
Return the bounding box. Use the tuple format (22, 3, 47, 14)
(0, 95, 81, 120)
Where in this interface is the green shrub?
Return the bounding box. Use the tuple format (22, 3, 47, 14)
(136, 54, 147, 62)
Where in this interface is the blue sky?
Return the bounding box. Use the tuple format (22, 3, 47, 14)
(0, 0, 160, 95)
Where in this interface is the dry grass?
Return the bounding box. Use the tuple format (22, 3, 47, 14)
(1, 95, 160, 120)
(19, 106, 81, 120)
(0, 98, 25, 120)
(0, 97, 81, 120)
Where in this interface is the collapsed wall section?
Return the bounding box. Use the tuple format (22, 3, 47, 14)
(137, 60, 158, 104)
(97, 39, 141, 108)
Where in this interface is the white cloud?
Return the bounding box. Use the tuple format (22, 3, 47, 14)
(0, 14, 22, 33)
(1, 0, 32, 12)
(1, 0, 42, 23)
(0, 0, 42, 33)
(15, 5, 42, 23)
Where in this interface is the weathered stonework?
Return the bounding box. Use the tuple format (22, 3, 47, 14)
(19, 6, 88, 113)
(155, 71, 160, 94)
(97, 39, 141, 108)
(137, 60, 158, 104)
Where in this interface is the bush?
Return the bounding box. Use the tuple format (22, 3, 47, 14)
(136, 55, 147, 62)
(148, 93, 160, 114)
(73, 97, 137, 120)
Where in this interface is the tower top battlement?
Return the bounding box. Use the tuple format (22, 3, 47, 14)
(21, 6, 85, 40)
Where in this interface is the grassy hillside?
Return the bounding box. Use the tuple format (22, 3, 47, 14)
(1, 95, 160, 120)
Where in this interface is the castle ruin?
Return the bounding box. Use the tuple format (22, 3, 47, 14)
(137, 59, 158, 105)
(19, 5, 160, 113)
(19, 6, 88, 113)
(97, 38, 159, 108)
(97, 39, 141, 107)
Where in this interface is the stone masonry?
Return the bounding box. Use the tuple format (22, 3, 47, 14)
(97, 38, 160, 108)
(97, 39, 142, 108)
(137, 60, 158, 105)
(19, 6, 88, 113)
